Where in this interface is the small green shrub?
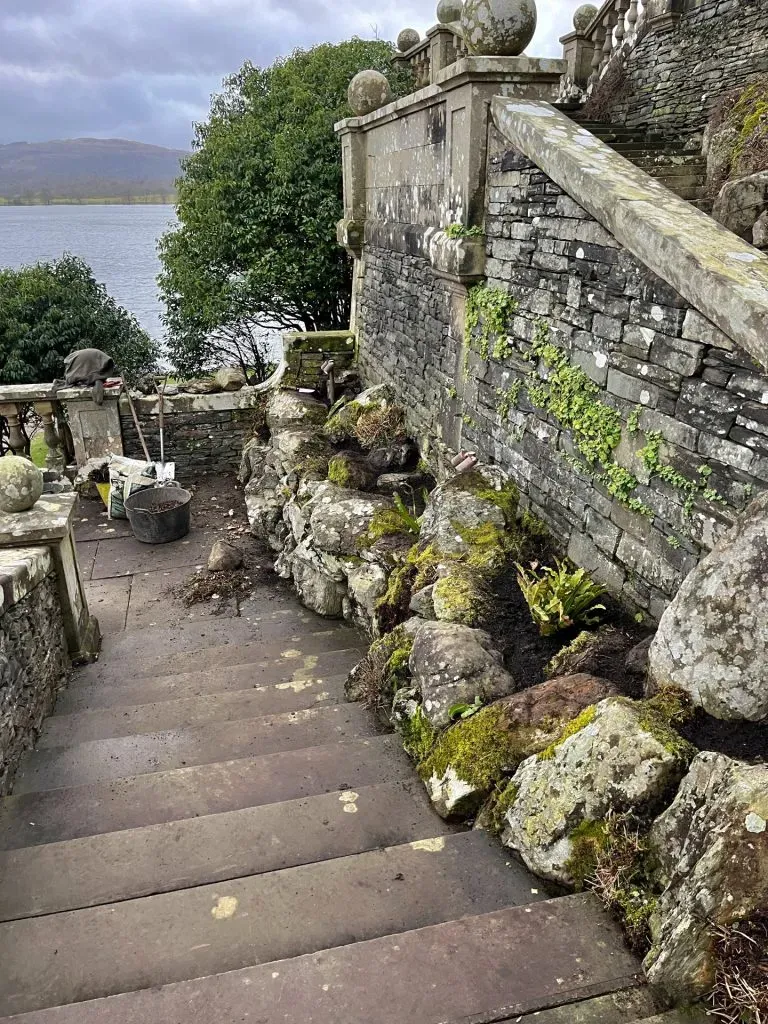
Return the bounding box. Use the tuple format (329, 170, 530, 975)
(444, 223, 484, 239)
(516, 559, 606, 636)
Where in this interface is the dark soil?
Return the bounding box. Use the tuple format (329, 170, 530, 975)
(150, 500, 184, 514)
(486, 560, 647, 692)
(680, 713, 768, 765)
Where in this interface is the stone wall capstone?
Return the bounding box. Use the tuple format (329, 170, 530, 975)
(594, 0, 768, 138)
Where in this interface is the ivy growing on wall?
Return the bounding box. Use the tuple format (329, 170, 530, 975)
(465, 285, 519, 361)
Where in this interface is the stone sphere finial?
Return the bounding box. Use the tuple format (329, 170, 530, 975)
(348, 70, 394, 116)
(437, 0, 463, 24)
(573, 4, 598, 32)
(0, 456, 44, 513)
(397, 28, 421, 52)
(461, 0, 537, 57)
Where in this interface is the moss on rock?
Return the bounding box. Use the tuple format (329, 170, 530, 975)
(401, 705, 437, 762)
(447, 470, 520, 525)
(538, 704, 598, 761)
(433, 566, 489, 626)
(324, 400, 365, 443)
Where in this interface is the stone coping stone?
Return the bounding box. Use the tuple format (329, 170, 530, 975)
(0, 546, 52, 615)
(118, 389, 264, 417)
(0, 493, 76, 546)
(335, 56, 567, 133)
(0, 384, 58, 404)
(491, 97, 768, 371)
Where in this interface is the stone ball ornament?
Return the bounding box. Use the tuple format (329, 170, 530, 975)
(0, 456, 44, 513)
(573, 4, 598, 32)
(397, 28, 421, 52)
(348, 70, 394, 117)
(461, 0, 537, 56)
(437, 0, 464, 24)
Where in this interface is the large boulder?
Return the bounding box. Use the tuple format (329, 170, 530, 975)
(266, 391, 327, 432)
(308, 488, 392, 557)
(420, 475, 508, 556)
(500, 673, 620, 728)
(238, 439, 270, 486)
(208, 540, 243, 572)
(409, 620, 517, 728)
(291, 540, 348, 618)
(648, 490, 768, 721)
(501, 698, 694, 887)
(712, 169, 768, 240)
(645, 753, 768, 1003)
(245, 466, 288, 551)
(344, 560, 388, 628)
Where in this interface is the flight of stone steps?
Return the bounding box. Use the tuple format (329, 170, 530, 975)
(0, 591, 701, 1022)
(569, 118, 711, 212)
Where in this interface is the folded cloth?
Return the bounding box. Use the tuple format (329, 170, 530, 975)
(53, 349, 117, 405)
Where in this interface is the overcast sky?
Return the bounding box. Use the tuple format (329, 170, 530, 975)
(0, 0, 573, 150)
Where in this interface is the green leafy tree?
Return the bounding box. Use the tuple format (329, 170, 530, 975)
(159, 39, 410, 379)
(0, 254, 159, 384)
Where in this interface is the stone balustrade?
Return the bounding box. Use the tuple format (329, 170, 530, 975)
(392, 24, 468, 90)
(561, 0, 649, 91)
(0, 384, 71, 472)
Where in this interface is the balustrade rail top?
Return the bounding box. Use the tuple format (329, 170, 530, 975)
(0, 383, 58, 403)
(584, 0, 625, 38)
(336, 56, 567, 133)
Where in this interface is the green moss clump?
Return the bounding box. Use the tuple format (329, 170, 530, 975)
(447, 470, 520, 526)
(457, 521, 518, 572)
(324, 400, 364, 443)
(419, 705, 532, 790)
(538, 704, 598, 761)
(358, 624, 415, 712)
(565, 819, 609, 891)
(374, 564, 414, 628)
(544, 630, 595, 680)
(629, 694, 698, 763)
(433, 567, 488, 627)
(294, 439, 336, 478)
(406, 542, 444, 592)
(327, 455, 353, 488)
(401, 705, 437, 762)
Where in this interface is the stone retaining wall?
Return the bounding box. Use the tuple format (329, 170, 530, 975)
(0, 548, 69, 795)
(596, 0, 768, 138)
(356, 123, 768, 621)
(119, 391, 263, 480)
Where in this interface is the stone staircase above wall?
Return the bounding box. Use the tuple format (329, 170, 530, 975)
(566, 117, 710, 211)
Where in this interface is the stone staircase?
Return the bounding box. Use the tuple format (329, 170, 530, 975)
(0, 505, 697, 1023)
(569, 119, 710, 211)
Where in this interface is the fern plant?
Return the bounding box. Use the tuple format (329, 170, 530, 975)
(515, 559, 606, 636)
(393, 493, 421, 535)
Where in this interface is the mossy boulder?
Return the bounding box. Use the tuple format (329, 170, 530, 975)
(500, 697, 695, 887)
(499, 673, 620, 730)
(432, 566, 488, 626)
(308, 487, 393, 557)
(419, 468, 517, 556)
(266, 390, 327, 432)
(327, 452, 378, 491)
(645, 752, 768, 1004)
(409, 620, 517, 728)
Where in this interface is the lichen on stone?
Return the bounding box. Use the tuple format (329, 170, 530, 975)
(447, 470, 520, 526)
(323, 400, 365, 443)
(538, 703, 598, 761)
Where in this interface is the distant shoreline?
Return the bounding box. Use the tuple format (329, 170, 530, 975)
(0, 195, 176, 207)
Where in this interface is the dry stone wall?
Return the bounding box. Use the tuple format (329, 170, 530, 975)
(0, 566, 69, 795)
(357, 130, 768, 621)
(598, 0, 768, 138)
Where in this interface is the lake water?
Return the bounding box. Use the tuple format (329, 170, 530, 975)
(0, 204, 176, 341)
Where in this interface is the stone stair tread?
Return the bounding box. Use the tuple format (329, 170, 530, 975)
(498, 988, 658, 1022)
(0, 781, 450, 921)
(13, 703, 380, 794)
(75, 629, 363, 685)
(40, 677, 349, 747)
(56, 648, 361, 711)
(0, 831, 551, 1017)
(0, 735, 413, 850)
(0, 895, 642, 1023)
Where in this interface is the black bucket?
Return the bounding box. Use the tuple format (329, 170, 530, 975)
(124, 486, 192, 545)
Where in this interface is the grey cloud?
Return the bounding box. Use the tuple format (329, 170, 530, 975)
(0, 0, 572, 148)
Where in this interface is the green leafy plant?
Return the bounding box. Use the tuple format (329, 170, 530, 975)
(516, 559, 606, 636)
(465, 285, 518, 360)
(448, 696, 484, 722)
(392, 494, 421, 535)
(444, 223, 484, 239)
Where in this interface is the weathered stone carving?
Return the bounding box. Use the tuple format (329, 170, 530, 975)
(347, 70, 393, 117)
(461, 0, 537, 56)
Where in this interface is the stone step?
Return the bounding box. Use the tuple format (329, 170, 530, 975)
(0, 831, 547, 1017)
(0, 735, 413, 850)
(14, 703, 379, 794)
(55, 648, 361, 711)
(40, 677, 349, 747)
(0, 895, 642, 1024)
(500, 989, 658, 1022)
(0, 782, 450, 921)
(75, 628, 362, 686)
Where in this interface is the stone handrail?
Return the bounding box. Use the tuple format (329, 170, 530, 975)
(491, 97, 768, 370)
(0, 384, 69, 471)
(561, 0, 647, 90)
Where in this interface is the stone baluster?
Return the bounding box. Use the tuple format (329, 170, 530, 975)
(615, 0, 631, 48)
(0, 403, 27, 457)
(626, 0, 639, 37)
(600, 8, 618, 71)
(33, 401, 65, 472)
(589, 23, 607, 87)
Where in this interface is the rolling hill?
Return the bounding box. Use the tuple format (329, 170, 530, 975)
(0, 138, 188, 204)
